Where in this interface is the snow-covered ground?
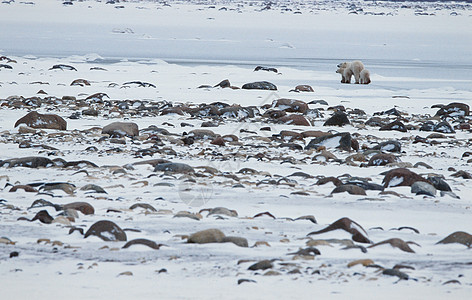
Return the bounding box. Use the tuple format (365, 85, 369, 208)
(1, 1, 472, 299)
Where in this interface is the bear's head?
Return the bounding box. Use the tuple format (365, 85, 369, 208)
(337, 62, 349, 68)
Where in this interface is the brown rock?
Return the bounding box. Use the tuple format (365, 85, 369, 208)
(14, 111, 67, 130)
(277, 115, 311, 126)
(368, 238, 417, 253)
(368, 153, 397, 166)
(301, 130, 330, 138)
(63, 202, 95, 215)
(294, 85, 314, 92)
(84, 220, 127, 242)
(187, 229, 225, 244)
(382, 168, 428, 188)
(307, 217, 371, 244)
(102, 122, 139, 137)
(436, 231, 472, 247)
(331, 184, 367, 195)
(273, 98, 308, 114)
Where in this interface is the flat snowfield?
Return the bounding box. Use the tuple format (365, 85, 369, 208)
(0, 1, 472, 299)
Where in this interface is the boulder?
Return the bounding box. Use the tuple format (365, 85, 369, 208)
(84, 220, 127, 242)
(277, 115, 310, 126)
(368, 153, 397, 166)
(434, 102, 469, 118)
(272, 99, 308, 114)
(102, 122, 139, 137)
(323, 111, 350, 126)
(382, 168, 428, 188)
(379, 120, 407, 132)
(14, 111, 66, 130)
(242, 81, 277, 90)
(305, 132, 352, 151)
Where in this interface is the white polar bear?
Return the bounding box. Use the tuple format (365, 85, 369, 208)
(337, 60, 365, 84)
(359, 69, 371, 84)
(336, 67, 353, 83)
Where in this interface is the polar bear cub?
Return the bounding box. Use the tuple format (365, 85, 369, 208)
(359, 69, 371, 84)
(337, 60, 365, 84)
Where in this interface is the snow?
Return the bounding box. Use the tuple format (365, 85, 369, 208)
(1, 0, 472, 299)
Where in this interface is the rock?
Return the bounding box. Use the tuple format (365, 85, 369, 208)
(18, 125, 37, 134)
(254, 66, 278, 73)
(214, 79, 231, 88)
(272, 99, 308, 114)
(293, 85, 314, 92)
(219, 106, 256, 119)
(379, 120, 407, 132)
(368, 238, 417, 253)
(368, 153, 397, 166)
(14, 111, 67, 130)
(154, 162, 194, 174)
(305, 132, 352, 151)
(63, 202, 95, 215)
(0, 157, 55, 168)
(433, 121, 455, 133)
(188, 129, 217, 140)
(411, 181, 436, 196)
(434, 102, 469, 118)
(160, 107, 184, 116)
(307, 217, 371, 244)
(262, 109, 287, 119)
(210, 137, 225, 146)
(242, 81, 277, 90)
(427, 176, 451, 191)
(84, 220, 127, 242)
(347, 259, 374, 268)
(102, 122, 138, 137)
(222, 236, 249, 247)
(382, 168, 428, 188)
(331, 184, 367, 195)
(129, 203, 157, 212)
(187, 229, 225, 244)
(382, 269, 409, 280)
(80, 184, 107, 194)
(70, 79, 90, 86)
(276, 114, 310, 126)
(31, 210, 54, 224)
(248, 260, 273, 271)
(371, 140, 401, 153)
(451, 170, 472, 179)
(316, 177, 343, 186)
(437, 231, 472, 247)
(207, 207, 238, 217)
(323, 111, 350, 126)
(122, 239, 163, 250)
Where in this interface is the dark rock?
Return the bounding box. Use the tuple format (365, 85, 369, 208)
(242, 81, 277, 90)
(84, 220, 127, 242)
(254, 66, 278, 73)
(201, 121, 218, 127)
(14, 111, 67, 130)
(272, 98, 308, 114)
(262, 109, 287, 119)
(316, 177, 343, 186)
(368, 153, 397, 166)
(374, 107, 402, 117)
(31, 210, 54, 224)
(434, 102, 469, 118)
(248, 260, 273, 271)
(382, 168, 428, 188)
(382, 269, 409, 280)
(0, 157, 55, 168)
(323, 111, 350, 126)
(346, 181, 384, 191)
(308, 99, 328, 105)
(188, 129, 217, 140)
(331, 184, 367, 195)
(305, 132, 352, 151)
(368, 238, 416, 253)
(419, 121, 434, 131)
(379, 120, 407, 132)
(433, 121, 455, 133)
(427, 176, 452, 192)
(122, 239, 163, 250)
(371, 140, 401, 153)
(307, 217, 371, 244)
(222, 236, 249, 247)
(214, 79, 231, 88)
(160, 107, 184, 116)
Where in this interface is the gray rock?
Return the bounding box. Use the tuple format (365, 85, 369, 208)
(0, 156, 55, 168)
(248, 260, 273, 271)
(242, 81, 277, 90)
(411, 181, 436, 196)
(222, 236, 249, 247)
(323, 111, 350, 126)
(154, 162, 194, 174)
(187, 229, 225, 244)
(372, 140, 401, 153)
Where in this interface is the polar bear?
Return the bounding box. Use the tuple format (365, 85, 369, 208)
(336, 67, 353, 84)
(337, 60, 365, 84)
(359, 69, 371, 84)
